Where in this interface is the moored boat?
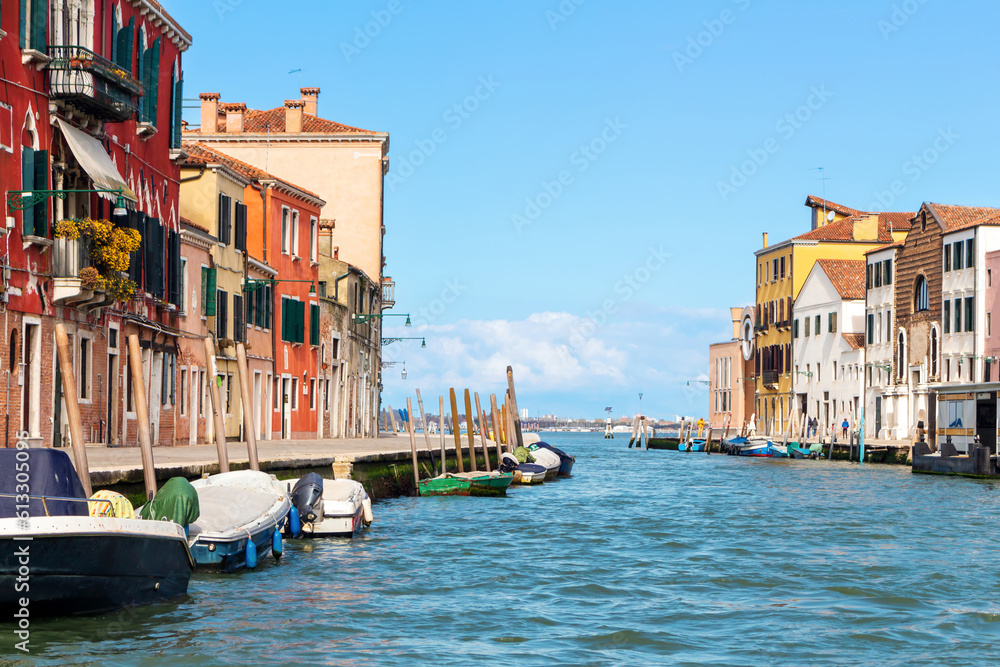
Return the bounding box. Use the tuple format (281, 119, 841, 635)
(185, 470, 291, 572)
(527, 445, 561, 479)
(0, 449, 195, 616)
(418, 472, 515, 497)
(736, 437, 775, 457)
(679, 438, 707, 452)
(277, 474, 373, 538)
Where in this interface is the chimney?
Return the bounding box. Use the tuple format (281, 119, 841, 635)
(762, 232, 769, 249)
(199, 92, 221, 133)
(730, 307, 743, 340)
(301, 87, 320, 116)
(221, 103, 247, 134)
(284, 99, 305, 134)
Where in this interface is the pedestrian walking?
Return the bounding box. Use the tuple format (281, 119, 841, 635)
(841, 418, 849, 439)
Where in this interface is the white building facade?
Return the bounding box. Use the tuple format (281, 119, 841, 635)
(792, 259, 866, 438)
(864, 245, 905, 439)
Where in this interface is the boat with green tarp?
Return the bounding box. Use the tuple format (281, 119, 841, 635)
(418, 472, 514, 497)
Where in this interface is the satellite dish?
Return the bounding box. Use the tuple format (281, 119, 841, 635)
(827, 210, 836, 222)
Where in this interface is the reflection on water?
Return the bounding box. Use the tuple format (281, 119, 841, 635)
(14, 433, 1000, 666)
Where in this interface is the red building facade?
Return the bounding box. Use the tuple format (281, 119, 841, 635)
(0, 0, 191, 448)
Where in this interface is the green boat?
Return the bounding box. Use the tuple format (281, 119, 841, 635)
(417, 472, 514, 497)
(645, 438, 680, 450)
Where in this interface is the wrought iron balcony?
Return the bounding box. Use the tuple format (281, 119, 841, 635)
(46, 46, 142, 122)
(761, 370, 779, 387)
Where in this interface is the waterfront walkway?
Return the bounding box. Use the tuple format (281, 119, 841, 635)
(85, 433, 537, 486)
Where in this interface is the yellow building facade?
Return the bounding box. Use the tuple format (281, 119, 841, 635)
(753, 197, 910, 435)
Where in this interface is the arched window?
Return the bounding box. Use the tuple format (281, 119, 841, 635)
(898, 331, 906, 381)
(931, 327, 939, 378)
(914, 276, 929, 312)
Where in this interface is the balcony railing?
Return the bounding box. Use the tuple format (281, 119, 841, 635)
(46, 46, 142, 122)
(761, 370, 779, 387)
(381, 277, 395, 310)
(52, 237, 99, 306)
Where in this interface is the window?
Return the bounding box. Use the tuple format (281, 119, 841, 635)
(805, 316, 811, 337)
(874, 264, 882, 288)
(202, 267, 216, 316)
(292, 211, 300, 256)
(140, 37, 162, 126)
(225, 373, 233, 414)
(216, 289, 228, 339)
(780, 255, 785, 279)
(178, 258, 187, 313)
(170, 70, 184, 149)
(291, 377, 299, 410)
(218, 194, 232, 245)
(944, 244, 951, 272)
(954, 243, 963, 271)
(263, 284, 273, 330)
(772, 258, 778, 282)
(161, 354, 171, 407)
(885, 310, 891, 343)
(867, 314, 874, 344)
(180, 369, 187, 416)
(281, 207, 290, 253)
(234, 202, 247, 252)
(967, 238, 975, 268)
(281, 297, 306, 343)
(78, 337, 90, 400)
(965, 296, 975, 332)
(21, 0, 48, 51)
(233, 294, 245, 342)
(866, 264, 872, 289)
(331, 336, 340, 360)
(310, 378, 317, 410)
(815, 315, 820, 335)
(898, 332, 905, 380)
(325, 379, 330, 411)
(989, 269, 993, 288)
(310, 303, 320, 346)
(828, 312, 837, 333)
(198, 370, 205, 417)
(931, 328, 938, 377)
(915, 276, 929, 312)
(310, 217, 318, 262)
(954, 298, 961, 333)
(944, 300, 951, 334)
(793, 319, 799, 338)
(20, 147, 49, 237)
(883, 259, 892, 285)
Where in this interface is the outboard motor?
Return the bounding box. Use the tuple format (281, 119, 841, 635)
(290, 473, 324, 524)
(498, 452, 519, 473)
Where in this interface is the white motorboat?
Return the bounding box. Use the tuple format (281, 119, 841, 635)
(186, 470, 291, 571)
(278, 474, 373, 538)
(528, 446, 562, 480)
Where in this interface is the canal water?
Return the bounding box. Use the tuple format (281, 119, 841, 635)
(15, 433, 1000, 666)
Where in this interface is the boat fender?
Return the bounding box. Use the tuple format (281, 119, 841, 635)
(246, 540, 258, 569)
(272, 530, 283, 560)
(288, 506, 302, 538)
(362, 496, 374, 526)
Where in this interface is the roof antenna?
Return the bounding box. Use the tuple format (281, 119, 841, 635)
(811, 166, 831, 225)
(289, 68, 302, 89)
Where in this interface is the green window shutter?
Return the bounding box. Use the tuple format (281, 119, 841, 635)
(20, 146, 34, 237)
(148, 38, 160, 126)
(298, 301, 306, 344)
(111, 12, 119, 63)
(281, 297, 289, 341)
(266, 285, 273, 330)
(205, 268, 217, 316)
(19, 0, 27, 49)
(30, 0, 45, 51)
(33, 149, 47, 237)
(201, 267, 207, 316)
(310, 304, 320, 346)
(117, 18, 134, 71)
(172, 77, 184, 148)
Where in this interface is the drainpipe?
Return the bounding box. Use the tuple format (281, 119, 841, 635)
(179, 166, 207, 184)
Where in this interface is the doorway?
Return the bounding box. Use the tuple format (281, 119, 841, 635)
(875, 396, 882, 437)
(281, 377, 290, 439)
(976, 393, 997, 453)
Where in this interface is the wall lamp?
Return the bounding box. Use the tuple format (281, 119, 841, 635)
(244, 278, 316, 294)
(382, 337, 426, 348)
(8, 188, 130, 216)
(795, 370, 813, 377)
(354, 312, 411, 326)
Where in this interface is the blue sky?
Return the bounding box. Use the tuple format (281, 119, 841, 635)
(170, 0, 998, 420)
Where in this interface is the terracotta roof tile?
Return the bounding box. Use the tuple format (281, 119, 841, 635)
(842, 332, 865, 350)
(184, 107, 382, 136)
(816, 259, 866, 300)
(928, 203, 1000, 233)
(805, 195, 863, 217)
(180, 142, 324, 202)
(864, 241, 903, 255)
(793, 215, 895, 243)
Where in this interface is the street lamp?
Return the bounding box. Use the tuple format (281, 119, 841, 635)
(244, 278, 316, 294)
(354, 312, 411, 326)
(382, 337, 426, 348)
(7, 188, 131, 215)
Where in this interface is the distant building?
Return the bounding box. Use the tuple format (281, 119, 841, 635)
(708, 306, 755, 430)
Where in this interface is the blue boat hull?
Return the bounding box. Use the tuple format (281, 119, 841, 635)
(191, 519, 285, 573)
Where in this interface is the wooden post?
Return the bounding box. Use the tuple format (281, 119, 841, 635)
(504, 393, 516, 453)
(500, 401, 508, 448)
(506, 366, 525, 448)
(677, 419, 686, 449)
(235, 343, 259, 472)
(474, 392, 491, 472)
(627, 416, 639, 448)
(387, 405, 400, 434)
(415, 389, 437, 476)
(54, 324, 93, 498)
(449, 388, 464, 472)
(642, 416, 649, 450)
(124, 333, 156, 502)
(490, 394, 504, 462)
(721, 417, 731, 453)
(464, 389, 477, 472)
(438, 396, 447, 474)
(204, 337, 230, 474)
(705, 421, 713, 454)
(405, 397, 420, 491)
